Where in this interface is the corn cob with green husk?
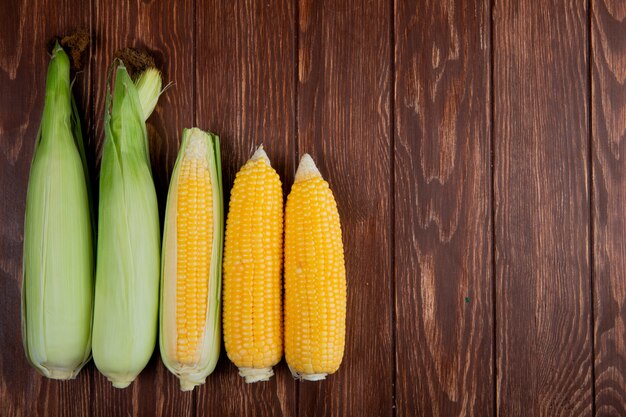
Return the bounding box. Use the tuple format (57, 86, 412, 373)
(22, 42, 94, 380)
(92, 59, 163, 388)
(159, 128, 223, 391)
(222, 146, 283, 383)
(284, 154, 346, 381)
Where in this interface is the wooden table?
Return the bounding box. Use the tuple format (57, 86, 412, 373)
(1, 0, 624, 416)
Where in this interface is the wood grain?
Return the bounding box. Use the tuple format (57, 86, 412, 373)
(394, 0, 493, 415)
(493, 0, 593, 416)
(591, 1, 626, 416)
(6, 0, 626, 415)
(296, 0, 393, 416)
(91, 0, 194, 415)
(92, 0, 194, 210)
(0, 1, 93, 416)
(194, 1, 297, 416)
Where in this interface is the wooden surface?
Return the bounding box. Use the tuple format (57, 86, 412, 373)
(394, 0, 493, 415)
(494, 0, 593, 416)
(0, 0, 625, 416)
(592, 1, 626, 416)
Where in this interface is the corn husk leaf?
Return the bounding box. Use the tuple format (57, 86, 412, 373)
(92, 61, 162, 388)
(22, 43, 94, 380)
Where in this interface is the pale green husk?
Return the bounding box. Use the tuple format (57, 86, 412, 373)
(22, 43, 93, 380)
(92, 62, 162, 389)
(134, 68, 162, 120)
(159, 128, 223, 391)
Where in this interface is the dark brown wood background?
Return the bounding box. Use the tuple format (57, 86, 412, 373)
(0, 0, 624, 416)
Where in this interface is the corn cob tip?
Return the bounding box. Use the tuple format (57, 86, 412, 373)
(250, 145, 270, 165)
(294, 154, 320, 183)
(179, 378, 202, 392)
(184, 128, 209, 159)
(238, 367, 275, 383)
(301, 374, 327, 381)
(177, 370, 212, 391)
(47, 369, 78, 380)
(111, 380, 132, 389)
(51, 41, 64, 55)
(288, 364, 327, 381)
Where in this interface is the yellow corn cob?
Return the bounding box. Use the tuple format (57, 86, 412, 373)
(160, 128, 223, 391)
(223, 146, 283, 383)
(284, 154, 346, 381)
(174, 146, 213, 365)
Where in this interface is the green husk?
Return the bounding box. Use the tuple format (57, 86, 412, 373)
(22, 43, 93, 380)
(159, 128, 223, 391)
(92, 61, 162, 388)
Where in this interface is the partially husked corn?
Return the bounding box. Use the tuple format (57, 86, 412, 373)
(284, 154, 346, 381)
(160, 128, 223, 391)
(223, 146, 283, 383)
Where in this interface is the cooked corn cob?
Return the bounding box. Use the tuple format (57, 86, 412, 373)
(160, 128, 223, 391)
(284, 154, 346, 381)
(22, 43, 93, 380)
(92, 61, 162, 389)
(223, 146, 283, 383)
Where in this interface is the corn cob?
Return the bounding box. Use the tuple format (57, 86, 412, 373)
(284, 154, 346, 381)
(22, 43, 93, 380)
(160, 128, 223, 391)
(92, 61, 162, 388)
(223, 146, 283, 383)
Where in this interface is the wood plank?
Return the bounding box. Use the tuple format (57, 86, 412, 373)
(591, 1, 626, 416)
(0, 1, 92, 416)
(296, 0, 393, 416)
(493, 1, 593, 416)
(91, 0, 194, 415)
(394, 0, 493, 415)
(194, 1, 297, 416)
